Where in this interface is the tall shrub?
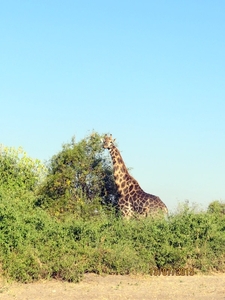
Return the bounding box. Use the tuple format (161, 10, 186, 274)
(0, 144, 46, 193)
(36, 133, 117, 216)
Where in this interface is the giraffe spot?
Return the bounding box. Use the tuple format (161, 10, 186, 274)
(114, 165, 119, 171)
(123, 187, 128, 194)
(129, 184, 134, 191)
(118, 158, 123, 164)
(121, 181, 125, 188)
(118, 186, 123, 193)
(132, 201, 138, 208)
(123, 174, 128, 180)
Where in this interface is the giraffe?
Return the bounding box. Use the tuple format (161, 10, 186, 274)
(103, 134, 168, 218)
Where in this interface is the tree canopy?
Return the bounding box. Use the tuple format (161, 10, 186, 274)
(36, 133, 118, 217)
(0, 144, 46, 194)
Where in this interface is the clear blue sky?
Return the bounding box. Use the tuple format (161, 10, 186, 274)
(1, 1, 224, 212)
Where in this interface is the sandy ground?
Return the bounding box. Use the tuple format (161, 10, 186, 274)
(1, 273, 225, 300)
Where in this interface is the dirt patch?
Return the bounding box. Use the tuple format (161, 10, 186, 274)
(1, 273, 225, 300)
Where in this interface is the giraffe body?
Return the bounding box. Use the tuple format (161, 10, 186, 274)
(103, 134, 168, 218)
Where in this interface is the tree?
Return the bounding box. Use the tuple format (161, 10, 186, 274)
(208, 200, 225, 215)
(0, 144, 46, 194)
(36, 132, 118, 216)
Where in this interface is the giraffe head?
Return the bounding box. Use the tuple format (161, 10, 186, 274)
(103, 134, 116, 149)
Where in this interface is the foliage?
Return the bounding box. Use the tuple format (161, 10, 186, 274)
(0, 135, 224, 283)
(207, 200, 225, 215)
(0, 144, 46, 194)
(0, 190, 225, 283)
(35, 133, 118, 217)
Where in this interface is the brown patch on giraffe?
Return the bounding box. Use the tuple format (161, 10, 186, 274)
(117, 157, 123, 164)
(123, 187, 129, 194)
(124, 195, 129, 201)
(114, 165, 119, 171)
(129, 184, 134, 191)
(123, 174, 129, 180)
(121, 182, 125, 188)
(118, 177, 123, 183)
(130, 190, 135, 196)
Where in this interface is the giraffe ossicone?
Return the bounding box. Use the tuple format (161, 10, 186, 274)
(103, 134, 168, 218)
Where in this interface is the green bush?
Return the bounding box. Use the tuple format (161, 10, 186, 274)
(0, 192, 225, 283)
(35, 133, 118, 218)
(0, 135, 224, 283)
(208, 200, 225, 215)
(0, 144, 46, 194)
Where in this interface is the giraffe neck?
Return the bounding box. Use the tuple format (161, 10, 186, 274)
(109, 145, 140, 194)
(109, 145, 128, 178)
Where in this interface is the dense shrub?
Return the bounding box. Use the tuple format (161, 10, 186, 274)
(35, 133, 118, 217)
(0, 135, 224, 283)
(0, 188, 225, 283)
(208, 200, 225, 215)
(0, 144, 46, 193)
